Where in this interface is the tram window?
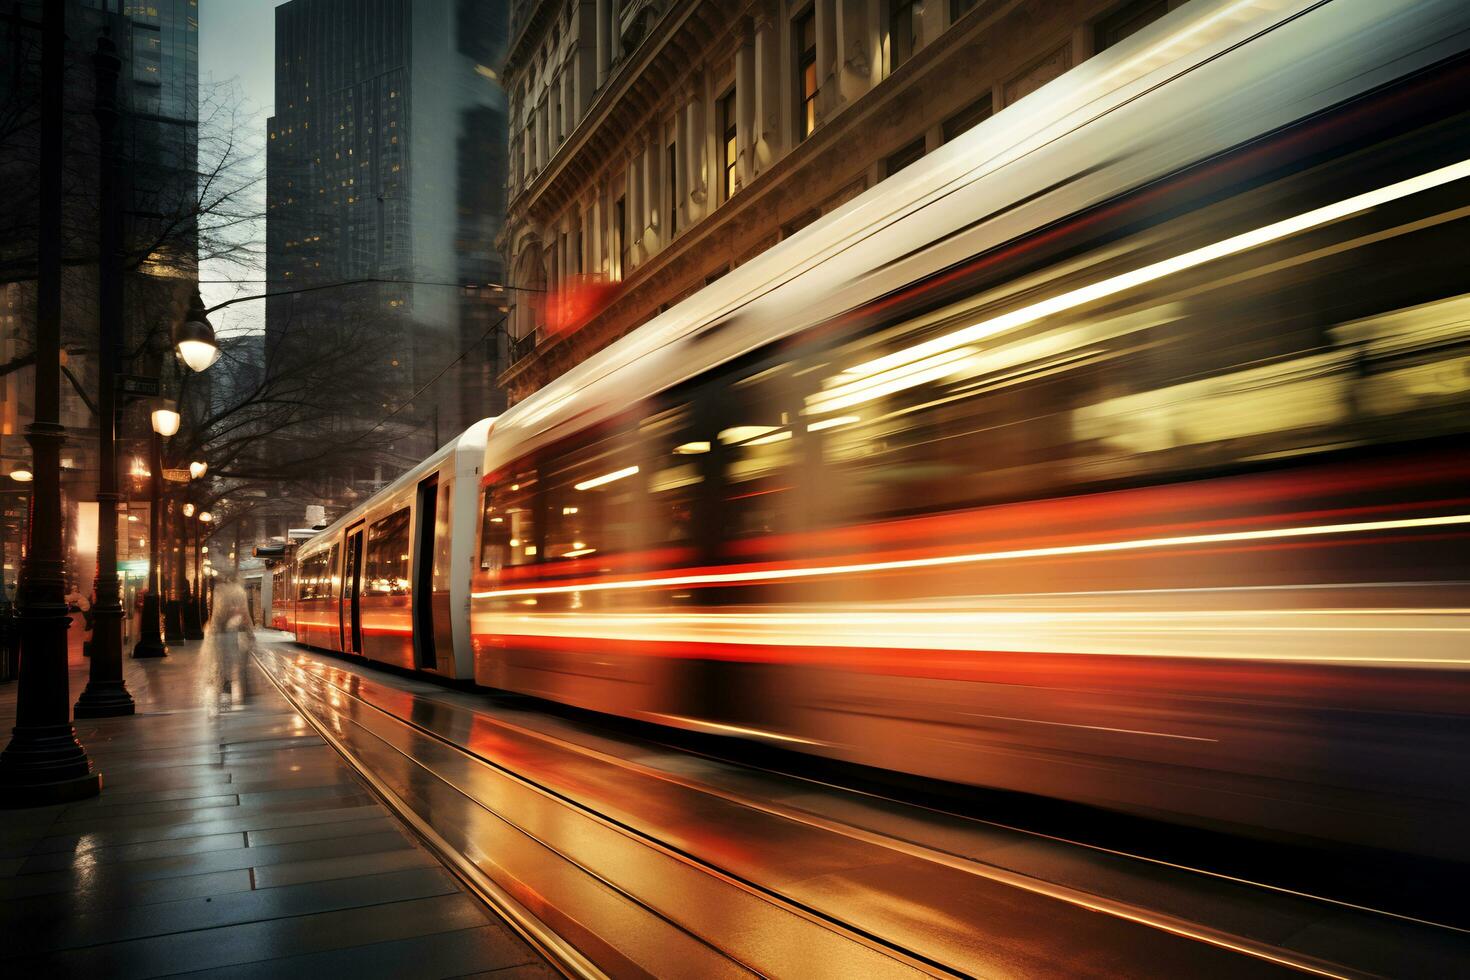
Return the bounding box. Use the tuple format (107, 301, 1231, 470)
(364, 508, 410, 595)
(482, 468, 537, 569)
(297, 553, 326, 599)
(717, 363, 800, 539)
(326, 544, 340, 597)
(543, 430, 637, 562)
(639, 404, 704, 546)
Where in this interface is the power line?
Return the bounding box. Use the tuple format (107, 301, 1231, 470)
(199, 277, 541, 315)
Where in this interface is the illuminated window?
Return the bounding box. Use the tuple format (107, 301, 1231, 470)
(795, 9, 817, 140)
(364, 509, 410, 595)
(720, 89, 738, 201)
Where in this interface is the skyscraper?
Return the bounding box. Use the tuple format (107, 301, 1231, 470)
(266, 0, 510, 475)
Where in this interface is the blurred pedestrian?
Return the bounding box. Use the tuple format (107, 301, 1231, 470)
(206, 576, 253, 636)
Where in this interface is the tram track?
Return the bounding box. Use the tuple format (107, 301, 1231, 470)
(251, 638, 1469, 979)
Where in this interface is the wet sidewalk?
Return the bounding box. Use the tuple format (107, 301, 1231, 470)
(0, 628, 555, 979)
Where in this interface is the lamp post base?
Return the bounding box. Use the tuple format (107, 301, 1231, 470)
(74, 681, 136, 717)
(132, 594, 167, 659)
(0, 724, 101, 807)
(182, 589, 203, 641)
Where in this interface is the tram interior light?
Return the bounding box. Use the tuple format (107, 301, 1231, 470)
(574, 465, 639, 491)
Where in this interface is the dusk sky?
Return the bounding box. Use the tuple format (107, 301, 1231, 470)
(198, 0, 277, 335)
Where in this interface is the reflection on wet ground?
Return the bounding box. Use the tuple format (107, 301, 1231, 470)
(254, 638, 1470, 979)
(0, 630, 556, 978)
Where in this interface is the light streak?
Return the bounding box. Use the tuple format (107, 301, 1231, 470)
(472, 512, 1470, 600)
(807, 415, 861, 431)
(813, 157, 1470, 413)
(718, 425, 779, 444)
(574, 465, 639, 490)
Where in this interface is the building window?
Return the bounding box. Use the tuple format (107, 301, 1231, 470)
(950, 0, 979, 21)
(885, 137, 926, 177)
(795, 8, 817, 140)
(614, 194, 627, 279)
(553, 80, 563, 141)
(890, 0, 920, 72)
(1095, 0, 1170, 52)
(720, 89, 738, 201)
(667, 142, 679, 236)
(942, 94, 993, 143)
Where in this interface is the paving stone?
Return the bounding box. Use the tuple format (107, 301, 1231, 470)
(0, 635, 550, 975)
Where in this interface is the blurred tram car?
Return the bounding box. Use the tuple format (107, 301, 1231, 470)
(293, 0, 1470, 859)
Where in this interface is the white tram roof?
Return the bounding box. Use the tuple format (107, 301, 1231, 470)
(296, 417, 495, 559)
(481, 0, 1469, 476)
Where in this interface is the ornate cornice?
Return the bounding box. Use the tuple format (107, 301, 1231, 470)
(508, 1, 739, 222)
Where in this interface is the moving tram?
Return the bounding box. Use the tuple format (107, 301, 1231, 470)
(293, 0, 1470, 858)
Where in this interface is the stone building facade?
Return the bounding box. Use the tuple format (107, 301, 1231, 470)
(498, 0, 1183, 403)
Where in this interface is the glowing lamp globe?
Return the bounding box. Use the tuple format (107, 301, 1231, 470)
(174, 293, 220, 372)
(151, 407, 180, 437)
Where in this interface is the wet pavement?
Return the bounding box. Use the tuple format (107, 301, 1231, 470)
(0, 626, 556, 979)
(253, 637, 1470, 979)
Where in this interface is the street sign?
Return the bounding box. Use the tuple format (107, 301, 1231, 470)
(120, 375, 159, 398)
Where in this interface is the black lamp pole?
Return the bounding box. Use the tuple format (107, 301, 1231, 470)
(76, 26, 134, 718)
(0, 2, 102, 805)
(132, 428, 166, 658)
(164, 500, 185, 643)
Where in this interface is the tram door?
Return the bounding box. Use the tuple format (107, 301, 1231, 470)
(341, 527, 364, 655)
(412, 475, 438, 670)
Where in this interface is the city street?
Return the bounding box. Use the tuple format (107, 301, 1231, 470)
(7, 630, 1468, 977)
(4, 0, 1470, 975)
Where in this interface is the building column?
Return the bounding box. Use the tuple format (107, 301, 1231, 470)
(642, 135, 660, 253)
(674, 100, 691, 228)
(625, 156, 640, 265)
(752, 6, 780, 173)
(595, 0, 610, 85)
(837, 0, 874, 102)
(685, 74, 707, 218)
(610, 0, 623, 66)
(735, 27, 755, 190)
(920, 0, 944, 51)
(576, 1, 597, 115)
(815, 0, 838, 118)
(590, 191, 605, 277)
(562, 69, 575, 136)
(535, 99, 547, 170)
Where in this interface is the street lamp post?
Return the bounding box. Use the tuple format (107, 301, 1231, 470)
(181, 500, 202, 640)
(76, 27, 134, 718)
(133, 405, 177, 659)
(163, 500, 185, 644)
(197, 511, 212, 628)
(0, 2, 102, 805)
